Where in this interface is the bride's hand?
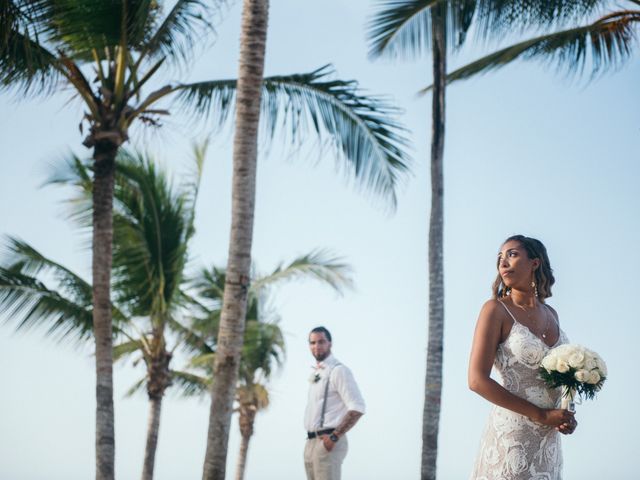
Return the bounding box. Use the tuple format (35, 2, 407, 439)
(537, 408, 575, 428)
(557, 416, 578, 435)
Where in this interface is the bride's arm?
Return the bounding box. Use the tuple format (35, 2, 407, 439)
(468, 300, 574, 428)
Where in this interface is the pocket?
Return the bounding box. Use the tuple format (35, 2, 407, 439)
(319, 439, 331, 455)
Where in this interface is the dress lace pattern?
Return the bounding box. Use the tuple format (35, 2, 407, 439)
(470, 302, 569, 480)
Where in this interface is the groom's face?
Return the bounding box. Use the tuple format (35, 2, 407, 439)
(309, 332, 331, 362)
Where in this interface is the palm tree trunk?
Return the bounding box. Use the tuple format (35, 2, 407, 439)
(421, 5, 446, 480)
(234, 434, 251, 480)
(141, 396, 163, 480)
(93, 142, 117, 480)
(141, 348, 172, 480)
(235, 406, 256, 480)
(201, 1, 269, 479)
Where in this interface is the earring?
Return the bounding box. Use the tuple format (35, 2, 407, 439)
(531, 280, 539, 298)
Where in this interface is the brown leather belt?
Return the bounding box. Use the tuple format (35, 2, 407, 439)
(307, 428, 334, 439)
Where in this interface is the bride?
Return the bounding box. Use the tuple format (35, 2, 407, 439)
(469, 235, 577, 479)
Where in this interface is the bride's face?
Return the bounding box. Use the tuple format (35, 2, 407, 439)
(497, 240, 539, 290)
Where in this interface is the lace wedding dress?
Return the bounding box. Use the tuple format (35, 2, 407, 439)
(470, 301, 568, 480)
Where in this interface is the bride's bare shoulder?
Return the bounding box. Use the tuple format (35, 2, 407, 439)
(480, 299, 507, 316)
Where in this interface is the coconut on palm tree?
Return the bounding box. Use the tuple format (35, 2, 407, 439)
(1, 3, 411, 476)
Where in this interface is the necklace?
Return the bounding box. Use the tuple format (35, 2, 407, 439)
(540, 308, 551, 340)
(511, 298, 536, 319)
(512, 298, 550, 339)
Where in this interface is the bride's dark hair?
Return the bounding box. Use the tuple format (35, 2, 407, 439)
(492, 235, 555, 300)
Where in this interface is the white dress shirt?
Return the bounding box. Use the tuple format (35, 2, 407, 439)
(304, 354, 365, 432)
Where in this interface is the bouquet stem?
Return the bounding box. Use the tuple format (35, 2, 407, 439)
(561, 386, 576, 412)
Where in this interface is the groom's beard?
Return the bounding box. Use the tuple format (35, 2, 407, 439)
(313, 350, 330, 362)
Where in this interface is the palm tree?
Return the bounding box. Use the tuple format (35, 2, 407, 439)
(201, 2, 268, 477)
(192, 320, 285, 480)
(432, 1, 639, 87)
(232, 322, 284, 480)
(180, 251, 352, 480)
(367, 2, 475, 477)
(366, 1, 605, 478)
(0, 147, 204, 480)
(201, 0, 410, 476)
(1, 3, 410, 476)
(173, 319, 282, 480)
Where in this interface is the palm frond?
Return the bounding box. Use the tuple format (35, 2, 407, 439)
(251, 249, 354, 296)
(188, 352, 215, 368)
(45, 153, 94, 229)
(171, 369, 210, 397)
(367, 0, 438, 59)
(191, 266, 226, 303)
(177, 66, 412, 206)
(426, 10, 640, 90)
(108, 150, 195, 318)
(141, 0, 217, 66)
(168, 316, 213, 355)
(180, 139, 208, 244)
(236, 382, 269, 410)
(113, 338, 144, 361)
(367, 0, 480, 58)
(0, 235, 132, 344)
(173, 78, 236, 130)
(472, 0, 602, 40)
(0, 27, 62, 96)
(123, 376, 147, 398)
(2, 236, 93, 307)
(262, 66, 411, 206)
(0, 267, 93, 346)
(240, 320, 285, 383)
(45, 0, 158, 56)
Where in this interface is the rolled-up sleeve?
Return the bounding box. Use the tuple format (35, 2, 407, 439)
(333, 365, 365, 414)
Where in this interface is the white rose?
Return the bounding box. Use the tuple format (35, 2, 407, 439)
(588, 370, 601, 385)
(556, 359, 570, 373)
(596, 356, 608, 377)
(568, 349, 585, 369)
(584, 355, 597, 370)
(574, 370, 590, 382)
(565, 344, 579, 355)
(541, 353, 557, 372)
(551, 345, 569, 357)
(560, 344, 574, 354)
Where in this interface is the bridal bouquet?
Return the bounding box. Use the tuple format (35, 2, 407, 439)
(539, 344, 607, 411)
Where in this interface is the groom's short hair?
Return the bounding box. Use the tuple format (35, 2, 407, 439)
(310, 326, 332, 342)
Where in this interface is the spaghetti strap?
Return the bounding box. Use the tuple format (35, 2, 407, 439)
(543, 303, 558, 325)
(543, 303, 561, 338)
(497, 300, 519, 324)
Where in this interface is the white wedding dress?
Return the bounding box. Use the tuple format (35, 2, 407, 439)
(470, 301, 568, 480)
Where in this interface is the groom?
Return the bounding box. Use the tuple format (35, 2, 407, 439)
(303, 326, 365, 480)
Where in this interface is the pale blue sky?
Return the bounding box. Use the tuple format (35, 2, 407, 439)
(1, 1, 639, 479)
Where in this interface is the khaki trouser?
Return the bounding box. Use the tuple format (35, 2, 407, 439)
(303, 435, 349, 480)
